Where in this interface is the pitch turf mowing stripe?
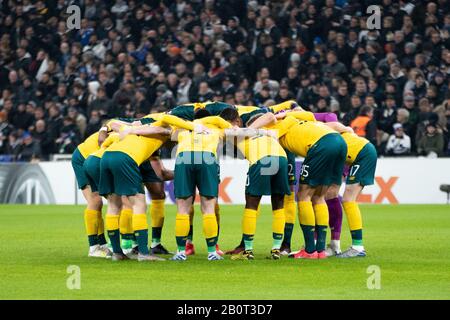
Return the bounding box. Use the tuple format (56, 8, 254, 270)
(0, 204, 449, 299)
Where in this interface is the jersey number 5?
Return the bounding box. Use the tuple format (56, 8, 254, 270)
(300, 164, 309, 177)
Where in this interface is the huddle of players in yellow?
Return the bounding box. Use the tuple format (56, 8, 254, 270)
(71, 100, 376, 262)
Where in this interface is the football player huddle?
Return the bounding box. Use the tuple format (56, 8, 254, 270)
(71, 100, 376, 262)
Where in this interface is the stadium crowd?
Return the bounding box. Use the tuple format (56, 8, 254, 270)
(0, 0, 450, 161)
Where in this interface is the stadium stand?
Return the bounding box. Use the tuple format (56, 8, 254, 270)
(0, 0, 449, 161)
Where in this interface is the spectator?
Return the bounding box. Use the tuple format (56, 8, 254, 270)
(177, 75, 193, 105)
(350, 105, 377, 147)
(335, 82, 351, 114)
(135, 89, 151, 117)
(31, 120, 54, 160)
(84, 111, 102, 140)
(322, 50, 347, 83)
(16, 132, 42, 162)
(4, 132, 22, 160)
(0, 111, 14, 154)
(342, 95, 363, 126)
(0, 1, 448, 160)
(434, 92, 450, 135)
(412, 73, 428, 102)
(385, 123, 412, 156)
(11, 102, 34, 130)
(87, 87, 112, 118)
(396, 108, 414, 140)
(55, 117, 81, 154)
(253, 68, 279, 98)
(377, 95, 398, 137)
(417, 123, 445, 157)
(68, 107, 87, 138)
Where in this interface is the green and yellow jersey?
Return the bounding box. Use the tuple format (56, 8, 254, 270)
(341, 132, 369, 165)
(176, 116, 232, 156)
(169, 101, 234, 121)
(77, 116, 138, 158)
(140, 112, 165, 124)
(237, 105, 269, 127)
(237, 101, 299, 127)
(269, 100, 298, 113)
(237, 134, 287, 166)
(107, 114, 194, 166)
(77, 132, 100, 159)
(269, 116, 336, 157)
(91, 133, 120, 159)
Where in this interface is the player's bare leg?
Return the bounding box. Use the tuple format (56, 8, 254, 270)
(128, 193, 165, 262)
(338, 183, 366, 258)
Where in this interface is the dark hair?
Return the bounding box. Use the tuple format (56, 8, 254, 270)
(219, 107, 239, 122)
(246, 113, 264, 127)
(194, 108, 212, 119)
(360, 105, 373, 116)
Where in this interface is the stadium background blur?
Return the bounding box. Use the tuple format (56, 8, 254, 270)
(0, 0, 449, 162)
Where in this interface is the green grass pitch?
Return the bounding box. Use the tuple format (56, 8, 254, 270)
(0, 204, 449, 300)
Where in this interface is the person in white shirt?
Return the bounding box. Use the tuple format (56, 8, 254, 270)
(385, 123, 411, 155)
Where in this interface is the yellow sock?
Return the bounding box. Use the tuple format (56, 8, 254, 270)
(84, 209, 99, 236)
(272, 209, 286, 235)
(203, 213, 218, 252)
(298, 201, 315, 226)
(119, 208, 133, 235)
(298, 201, 315, 253)
(175, 213, 190, 251)
(175, 213, 190, 237)
(313, 203, 329, 226)
(132, 213, 149, 231)
(242, 208, 258, 235)
(284, 193, 296, 224)
(202, 213, 218, 239)
(105, 214, 119, 231)
(150, 199, 165, 228)
(343, 201, 363, 231)
(96, 210, 104, 235)
(313, 203, 329, 252)
(106, 214, 121, 253)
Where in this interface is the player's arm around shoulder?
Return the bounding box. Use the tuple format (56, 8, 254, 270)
(285, 110, 316, 122)
(119, 124, 172, 140)
(198, 116, 233, 129)
(158, 114, 196, 131)
(324, 121, 354, 134)
(247, 112, 277, 129)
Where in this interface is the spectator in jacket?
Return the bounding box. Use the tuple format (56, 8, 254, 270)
(350, 105, 377, 147)
(417, 123, 445, 157)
